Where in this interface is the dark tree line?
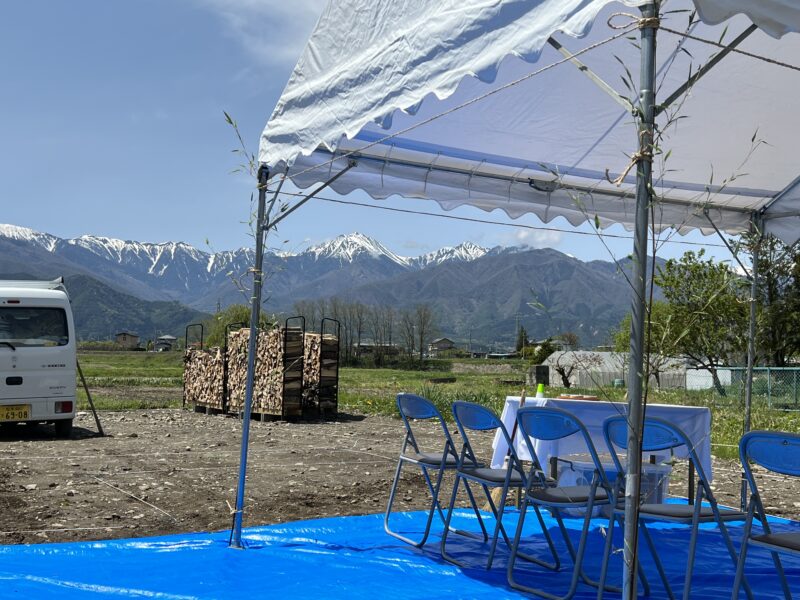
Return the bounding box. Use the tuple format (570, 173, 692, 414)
(292, 298, 438, 366)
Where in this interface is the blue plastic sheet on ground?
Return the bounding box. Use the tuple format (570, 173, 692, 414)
(0, 507, 798, 598)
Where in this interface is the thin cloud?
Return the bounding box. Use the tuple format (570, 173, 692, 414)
(503, 228, 563, 249)
(196, 0, 326, 67)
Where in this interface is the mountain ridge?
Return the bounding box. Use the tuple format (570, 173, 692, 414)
(0, 224, 650, 346)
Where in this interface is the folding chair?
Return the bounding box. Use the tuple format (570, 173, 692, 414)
(384, 393, 486, 548)
(507, 406, 623, 600)
(441, 401, 559, 570)
(733, 430, 800, 600)
(600, 415, 752, 600)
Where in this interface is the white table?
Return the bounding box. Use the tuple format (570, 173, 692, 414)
(491, 396, 713, 481)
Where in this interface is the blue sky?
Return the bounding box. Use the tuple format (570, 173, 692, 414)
(1, 1, 736, 265)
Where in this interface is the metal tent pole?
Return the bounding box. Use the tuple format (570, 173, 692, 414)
(622, 3, 658, 598)
(230, 165, 270, 549)
(741, 227, 760, 510)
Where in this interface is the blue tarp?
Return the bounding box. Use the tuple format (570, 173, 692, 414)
(0, 508, 798, 598)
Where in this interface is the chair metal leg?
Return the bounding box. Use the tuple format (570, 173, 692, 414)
(770, 550, 792, 600)
(596, 513, 649, 600)
(440, 473, 463, 566)
(681, 500, 704, 600)
(504, 499, 562, 572)
(486, 483, 511, 569)
(385, 459, 434, 547)
(460, 478, 490, 542)
(731, 503, 755, 600)
(640, 520, 676, 600)
(715, 516, 754, 600)
(596, 513, 616, 600)
(385, 459, 453, 548)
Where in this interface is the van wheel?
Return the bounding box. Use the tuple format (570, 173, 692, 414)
(54, 419, 73, 439)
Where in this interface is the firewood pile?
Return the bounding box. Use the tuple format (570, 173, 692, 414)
(185, 325, 338, 418)
(183, 347, 225, 409)
(318, 334, 339, 416)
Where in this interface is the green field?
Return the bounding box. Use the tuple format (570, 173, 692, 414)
(75, 351, 799, 458)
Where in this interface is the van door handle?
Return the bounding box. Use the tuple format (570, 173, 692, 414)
(5, 377, 22, 385)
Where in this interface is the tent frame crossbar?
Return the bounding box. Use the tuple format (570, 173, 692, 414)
(656, 24, 758, 115)
(704, 209, 753, 279)
(309, 148, 757, 218)
(546, 37, 633, 111)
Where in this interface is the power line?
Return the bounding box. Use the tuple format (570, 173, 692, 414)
(276, 190, 727, 249)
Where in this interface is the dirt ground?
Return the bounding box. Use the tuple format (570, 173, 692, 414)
(1, 408, 798, 546)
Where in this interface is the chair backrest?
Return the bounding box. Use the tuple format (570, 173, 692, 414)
(396, 393, 454, 454)
(451, 401, 516, 469)
(740, 430, 800, 496)
(604, 415, 710, 485)
(518, 406, 610, 488)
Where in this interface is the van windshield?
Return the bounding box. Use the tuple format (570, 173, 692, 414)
(0, 308, 69, 347)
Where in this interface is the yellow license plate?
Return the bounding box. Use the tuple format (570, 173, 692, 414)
(0, 404, 30, 422)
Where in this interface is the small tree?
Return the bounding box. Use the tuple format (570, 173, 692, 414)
(559, 332, 580, 351)
(204, 304, 274, 347)
(613, 301, 683, 389)
(550, 351, 603, 388)
(655, 250, 748, 395)
(526, 338, 556, 365)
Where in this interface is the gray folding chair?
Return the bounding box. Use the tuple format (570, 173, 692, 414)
(384, 393, 486, 548)
(733, 430, 800, 600)
(441, 401, 559, 571)
(507, 406, 627, 600)
(600, 415, 752, 600)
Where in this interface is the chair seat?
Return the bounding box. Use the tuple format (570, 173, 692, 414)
(401, 451, 458, 466)
(635, 503, 745, 522)
(528, 485, 608, 506)
(460, 466, 524, 485)
(751, 532, 800, 553)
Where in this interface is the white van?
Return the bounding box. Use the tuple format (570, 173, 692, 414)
(0, 278, 77, 438)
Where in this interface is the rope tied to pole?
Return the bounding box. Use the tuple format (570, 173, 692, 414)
(608, 12, 661, 31)
(605, 150, 653, 186)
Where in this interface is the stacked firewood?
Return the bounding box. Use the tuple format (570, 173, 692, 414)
(318, 334, 339, 416)
(303, 333, 322, 408)
(185, 326, 338, 418)
(183, 347, 225, 409)
(224, 327, 306, 417)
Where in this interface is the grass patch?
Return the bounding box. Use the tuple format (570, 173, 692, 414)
(78, 350, 184, 378)
(74, 352, 800, 459)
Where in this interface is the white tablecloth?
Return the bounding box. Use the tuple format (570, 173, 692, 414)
(490, 397, 713, 481)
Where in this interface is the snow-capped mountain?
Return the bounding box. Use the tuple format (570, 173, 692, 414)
(0, 223, 59, 252)
(305, 232, 411, 267)
(0, 225, 489, 311)
(412, 241, 488, 269)
(0, 224, 642, 346)
(303, 233, 488, 269)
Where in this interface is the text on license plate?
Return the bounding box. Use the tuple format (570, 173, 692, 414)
(0, 405, 30, 422)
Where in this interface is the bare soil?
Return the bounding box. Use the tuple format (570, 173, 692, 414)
(0, 409, 797, 546)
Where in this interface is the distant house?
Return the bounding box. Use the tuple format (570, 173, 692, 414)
(428, 337, 456, 356)
(154, 334, 178, 352)
(115, 331, 140, 350)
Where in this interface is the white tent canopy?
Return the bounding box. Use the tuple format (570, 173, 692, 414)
(260, 0, 800, 243)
